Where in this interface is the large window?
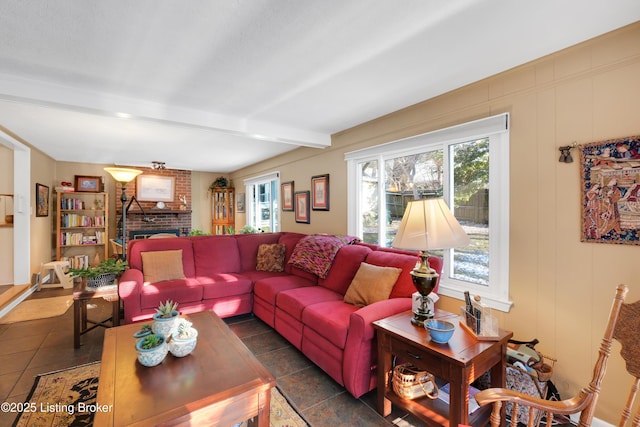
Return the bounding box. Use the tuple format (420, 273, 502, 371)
(244, 172, 280, 233)
(346, 114, 511, 311)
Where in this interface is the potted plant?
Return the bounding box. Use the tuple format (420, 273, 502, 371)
(209, 176, 228, 189)
(152, 299, 179, 339)
(69, 259, 128, 288)
(169, 318, 198, 357)
(135, 333, 168, 367)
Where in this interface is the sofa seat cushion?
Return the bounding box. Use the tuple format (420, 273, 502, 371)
(198, 274, 253, 299)
(240, 270, 289, 283)
(192, 236, 241, 275)
(253, 275, 315, 306)
(277, 286, 342, 319)
(302, 301, 359, 349)
(140, 278, 203, 310)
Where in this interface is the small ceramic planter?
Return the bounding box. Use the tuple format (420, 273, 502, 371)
(169, 328, 198, 357)
(152, 311, 179, 339)
(136, 334, 168, 367)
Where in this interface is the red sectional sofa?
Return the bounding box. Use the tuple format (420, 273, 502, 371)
(119, 232, 442, 398)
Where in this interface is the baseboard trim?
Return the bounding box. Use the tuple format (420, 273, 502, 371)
(0, 284, 37, 320)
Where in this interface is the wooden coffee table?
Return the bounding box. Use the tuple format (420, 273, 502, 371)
(95, 311, 276, 426)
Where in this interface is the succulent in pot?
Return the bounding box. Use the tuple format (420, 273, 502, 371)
(136, 333, 168, 367)
(169, 318, 198, 357)
(152, 299, 179, 339)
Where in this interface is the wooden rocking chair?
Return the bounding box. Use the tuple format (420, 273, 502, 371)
(475, 284, 640, 427)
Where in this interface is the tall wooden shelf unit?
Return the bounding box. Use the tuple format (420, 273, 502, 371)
(56, 191, 109, 266)
(211, 187, 234, 235)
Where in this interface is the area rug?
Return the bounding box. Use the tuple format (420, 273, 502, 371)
(14, 362, 308, 427)
(0, 295, 72, 324)
(13, 362, 99, 427)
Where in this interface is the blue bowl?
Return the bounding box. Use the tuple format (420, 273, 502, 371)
(424, 319, 455, 343)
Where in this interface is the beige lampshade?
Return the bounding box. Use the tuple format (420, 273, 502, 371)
(104, 167, 143, 183)
(392, 198, 470, 251)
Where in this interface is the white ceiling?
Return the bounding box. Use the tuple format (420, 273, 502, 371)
(0, 1, 639, 173)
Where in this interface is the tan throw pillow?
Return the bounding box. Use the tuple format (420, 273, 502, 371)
(344, 262, 402, 307)
(141, 249, 186, 283)
(256, 243, 286, 272)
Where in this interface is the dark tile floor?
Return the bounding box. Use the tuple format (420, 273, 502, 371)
(0, 288, 425, 426)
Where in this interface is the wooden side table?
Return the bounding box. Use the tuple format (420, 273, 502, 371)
(373, 310, 512, 427)
(73, 280, 120, 348)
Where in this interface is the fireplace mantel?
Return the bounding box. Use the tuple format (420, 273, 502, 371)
(119, 209, 192, 215)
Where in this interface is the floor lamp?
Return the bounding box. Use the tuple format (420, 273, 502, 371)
(104, 167, 143, 260)
(392, 198, 470, 326)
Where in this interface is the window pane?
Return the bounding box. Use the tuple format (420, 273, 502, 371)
(452, 138, 489, 285)
(247, 178, 279, 232)
(360, 160, 379, 244)
(384, 151, 443, 246)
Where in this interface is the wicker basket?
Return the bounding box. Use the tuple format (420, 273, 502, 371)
(392, 363, 439, 400)
(87, 273, 116, 288)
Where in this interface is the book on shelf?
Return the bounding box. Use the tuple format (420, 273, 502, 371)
(437, 383, 481, 414)
(61, 254, 90, 270)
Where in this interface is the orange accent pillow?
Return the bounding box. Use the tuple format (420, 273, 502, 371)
(141, 249, 186, 284)
(256, 243, 286, 272)
(344, 262, 402, 307)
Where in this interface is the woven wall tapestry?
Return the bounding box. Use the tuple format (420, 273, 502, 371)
(581, 135, 640, 245)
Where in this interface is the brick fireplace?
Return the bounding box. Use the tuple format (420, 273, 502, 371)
(117, 168, 192, 240)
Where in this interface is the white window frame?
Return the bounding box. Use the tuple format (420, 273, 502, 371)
(243, 171, 280, 232)
(345, 114, 512, 311)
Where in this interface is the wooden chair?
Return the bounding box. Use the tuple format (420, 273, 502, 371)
(475, 284, 639, 427)
(109, 239, 123, 259)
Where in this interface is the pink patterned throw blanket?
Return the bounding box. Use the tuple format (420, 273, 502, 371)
(288, 234, 359, 279)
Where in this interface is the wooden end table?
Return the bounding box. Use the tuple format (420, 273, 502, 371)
(73, 281, 120, 348)
(373, 310, 512, 427)
(95, 310, 276, 427)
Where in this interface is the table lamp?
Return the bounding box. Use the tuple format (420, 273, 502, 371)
(104, 167, 143, 260)
(392, 198, 470, 326)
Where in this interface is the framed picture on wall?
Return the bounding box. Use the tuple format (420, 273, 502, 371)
(311, 174, 330, 210)
(74, 175, 101, 193)
(237, 193, 245, 213)
(35, 183, 49, 217)
(294, 191, 310, 223)
(281, 181, 294, 211)
(136, 175, 175, 202)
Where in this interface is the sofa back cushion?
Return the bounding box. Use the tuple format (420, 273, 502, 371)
(236, 233, 281, 271)
(192, 235, 241, 275)
(128, 237, 196, 278)
(318, 244, 372, 295)
(365, 250, 443, 298)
